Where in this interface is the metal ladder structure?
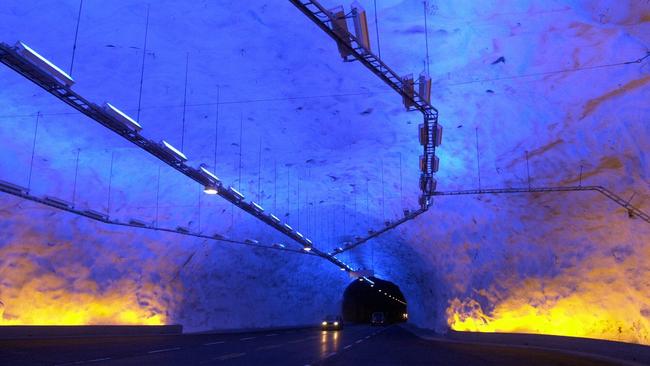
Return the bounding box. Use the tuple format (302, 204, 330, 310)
(0, 42, 374, 279)
(432, 185, 650, 224)
(288, 0, 440, 209)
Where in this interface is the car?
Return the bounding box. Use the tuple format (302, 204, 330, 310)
(371, 312, 385, 326)
(321, 315, 342, 331)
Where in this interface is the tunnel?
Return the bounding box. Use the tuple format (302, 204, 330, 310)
(0, 0, 649, 365)
(342, 277, 407, 324)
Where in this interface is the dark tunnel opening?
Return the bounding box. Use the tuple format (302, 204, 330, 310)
(342, 277, 407, 324)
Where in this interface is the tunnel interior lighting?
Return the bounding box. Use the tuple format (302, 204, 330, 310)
(303, 246, 312, 252)
(351, 2, 370, 51)
(44, 195, 73, 209)
(83, 209, 108, 221)
(245, 239, 259, 244)
(129, 218, 147, 227)
(15, 41, 75, 87)
(340, 267, 345, 271)
(272, 243, 286, 248)
(305, 238, 313, 245)
(161, 140, 188, 162)
(296, 231, 304, 238)
(103, 102, 142, 132)
(228, 186, 245, 201)
(203, 185, 218, 195)
(199, 165, 221, 183)
(334, 321, 339, 326)
(251, 202, 264, 212)
(284, 223, 293, 232)
(269, 214, 281, 223)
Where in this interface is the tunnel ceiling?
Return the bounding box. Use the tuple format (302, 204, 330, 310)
(0, 0, 649, 342)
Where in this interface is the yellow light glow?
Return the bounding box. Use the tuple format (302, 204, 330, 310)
(446, 253, 650, 345)
(0, 238, 177, 326)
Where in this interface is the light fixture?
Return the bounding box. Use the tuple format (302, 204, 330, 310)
(283, 223, 293, 232)
(251, 202, 264, 212)
(245, 239, 259, 244)
(160, 140, 188, 162)
(228, 186, 245, 201)
(303, 246, 312, 252)
(83, 209, 108, 221)
(322, 321, 327, 326)
(0, 179, 29, 195)
(272, 243, 286, 249)
(44, 195, 73, 209)
(340, 267, 345, 271)
(15, 41, 75, 86)
(203, 185, 218, 195)
(199, 165, 221, 183)
(295, 231, 304, 238)
(269, 214, 281, 223)
(103, 102, 142, 132)
(129, 218, 147, 227)
(334, 321, 339, 326)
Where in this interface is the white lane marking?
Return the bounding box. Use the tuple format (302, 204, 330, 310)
(203, 341, 225, 346)
(240, 336, 256, 341)
(147, 347, 181, 354)
(324, 352, 337, 358)
(355, 339, 363, 344)
(256, 344, 282, 351)
(344, 344, 353, 350)
(214, 352, 246, 361)
(266, 333, 279, 337)
(365, 336, 370, 339)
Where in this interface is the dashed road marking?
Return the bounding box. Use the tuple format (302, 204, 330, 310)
(203, 341, 225, 346)
(355, 339, 363, 344)
(214, 352, 246, 361)
(324, 352, 337, 359)
(240, 337, 256, 341)
(256, 344, 282, 351)
(86, 358, 111, 363)
(147, 347, 181, 354)
(344, 344, 353, 350)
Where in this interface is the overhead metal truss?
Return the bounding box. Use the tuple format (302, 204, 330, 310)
(433, 185, 650, 224)
(0, 180, 306, 254)
(288, 0, 440, 209)
(0, 42, 374, 280)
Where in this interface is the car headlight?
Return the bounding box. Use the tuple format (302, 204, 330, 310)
(322, 321, 327, 326)
(334, 322, 339, 326)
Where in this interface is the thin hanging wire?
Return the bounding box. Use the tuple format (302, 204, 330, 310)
(423, 1, 431, 75)
(71, 149, 81, 205)
(27, 112, 40, 190)
(69, 0, 84, 76)
(213, 85, 219, 169)
(373, 0, 381, 59)
(136, 5, 150, 122)
(181, 52, 189, 151)
(238, 113, 243, 190)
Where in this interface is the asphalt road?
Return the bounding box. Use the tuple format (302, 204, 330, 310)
(0, 325, 623, 365)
